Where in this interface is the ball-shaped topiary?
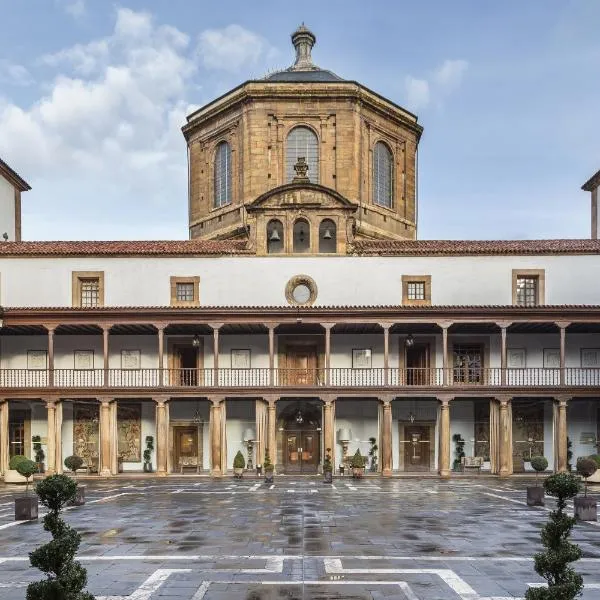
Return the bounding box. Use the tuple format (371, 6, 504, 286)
(64, 455, 84, 474)
(576, 456, 598, 497)
(530, 455, 548, 484)
(588, 454, 600, 469)
(9, 454, 27, 470)
(16, 458, 38, 495)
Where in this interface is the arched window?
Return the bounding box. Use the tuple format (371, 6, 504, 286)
(293, 219, 310, 253)
(318, 219, 336, 253)
(267, 219, 284, 254)
(214, 141, 232, 208)
(286, 126, 319, 183)
(373, 141, 393, 208)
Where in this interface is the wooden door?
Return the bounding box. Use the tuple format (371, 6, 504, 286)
(286, 346, 317, 385)
(406, 345, 430, 385)
(284, 431, 319, 473)
(174, 427, 198, 471)
(171, 345, 199, 386)
(404, 425, 431, 471)
(453, 344, 483, 384)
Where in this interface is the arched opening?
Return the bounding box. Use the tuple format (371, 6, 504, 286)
(318, 219, 337, 253)
(266, 219, 284, 254)
(286, 126, 319, 183)
(293, 219, 310, 253)
(373, 141, 393, 208)
(214, 141, 232, 208)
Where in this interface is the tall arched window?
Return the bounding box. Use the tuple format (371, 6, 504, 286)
(373, 141, 393, 208)
(293, 219, 310, 253)
(267, 219, 284, 254)
(214, 141, 232, 208)
(319, 219, 336, 253)
(286, 126, 319, 183)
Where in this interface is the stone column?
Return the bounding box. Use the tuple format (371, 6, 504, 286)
(556, 396, 569, 473)
(46, 400, 57, 476)
(210, 398, 223, 476)
(498, 397, 512, 477)
(99, 398, 112, 477)
(323, 398, 334, 469)
(267, 397, 277, 470)
(156, 398, 168, 476)
(438, 397, 451, 478)
(0, 400, 8, 476)
(382, 399, 393, 476)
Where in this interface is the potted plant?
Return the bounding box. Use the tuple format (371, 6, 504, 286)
(143, 436, 154, 473)
(233, 450, 245, 478)
(368, 437, 378, 472)
(64, 455, 86, 506)
(452, 434, 466, 471)
(4, 454, 28, 484)
(527, 455, 548, 506)
(14, 457, 38, 521)
(264, 448, 274, 483)
(350, 449, 366, 479)
(323, 448, 333, 484)
(587, 454, 600, 483)
(27, 474, 95, 599)
(525, 473, 583, 599)
(575, 457, 597, 521)
(32, 435, 45, 473)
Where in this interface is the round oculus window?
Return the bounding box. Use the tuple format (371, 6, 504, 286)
(292, 283, 311, 304)
(285, 275, 318, 306)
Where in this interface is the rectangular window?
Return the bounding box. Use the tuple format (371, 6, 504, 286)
(170, 276, 200, 307)
(72, 271, 104, 308)
(512, 269, 545, 306)
(407, 281, 425, 301)
(402, 275, 431, 306)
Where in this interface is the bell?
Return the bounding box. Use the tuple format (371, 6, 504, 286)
(323, 228, 332, 240)
(269, 228, 281, 242)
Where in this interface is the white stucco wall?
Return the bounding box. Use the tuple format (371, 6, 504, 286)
(334, 399, 379, 468)
(0, 175, 16, 243)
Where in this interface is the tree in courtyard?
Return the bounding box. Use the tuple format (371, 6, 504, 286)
(525, 472, 583, 600)
(26, 474, 95, 600)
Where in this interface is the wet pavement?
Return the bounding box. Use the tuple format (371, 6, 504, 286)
(0, 477, 598, 599)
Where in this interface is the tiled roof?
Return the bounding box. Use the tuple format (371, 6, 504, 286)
(264, 69, 343, 82)
(0, 240, 252, 257)
(352, 239, 600, 256)
(582, 168, 600, 192)
(0, 157, 31, 191)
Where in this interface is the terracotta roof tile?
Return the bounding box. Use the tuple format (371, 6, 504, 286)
(0, 240, 252, 257)
(351, 239, 600, 256)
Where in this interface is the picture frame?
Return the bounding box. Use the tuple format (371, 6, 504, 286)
(507, 348, 526, 369)
(352, 348, 372, 369)
(121, 349, 141, 370)
(27, 350, 48, 370)
(231, 349, 251, 369)
(74, 350, 94, 370)
(580, 348, 600, 368)
(543, 348, 560, 369)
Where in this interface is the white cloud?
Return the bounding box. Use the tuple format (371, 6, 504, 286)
(404, 59, 469, 111)
(0, 60, 33, 86)
(198, 24, 277, 72)
(60, 0, 86, 18)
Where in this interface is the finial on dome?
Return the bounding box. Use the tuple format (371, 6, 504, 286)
(290, 23, 317, 71)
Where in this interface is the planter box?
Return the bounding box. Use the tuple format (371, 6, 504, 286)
(15, 496, 38, 521)
(526, 486, 545, 506)
(143, 463, 153, 473)
(352, 467, 365, 479)
(3, 469, 27, 484)
(323, 471, 333, 484)
(264, 469, 274, 484)
(588, 470, 600, 484)
(233, 468, 244, 479)
(69, 485, 86, 506)
(575, 497, 597, 521)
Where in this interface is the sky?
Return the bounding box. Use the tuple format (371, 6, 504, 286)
(0, 0, 598, 241)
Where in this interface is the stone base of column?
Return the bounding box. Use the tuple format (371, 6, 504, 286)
(382, 468, 392, 477)
(211, 468, 222, 477)
(46, 468, 56, 477)
(156, 470, 168, 477)
(99, 468, 111, 478)
(499, 468, 511, 477)
(439, 469, 451, 479)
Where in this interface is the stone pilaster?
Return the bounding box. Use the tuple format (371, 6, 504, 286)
(556, 396, 569, 473)
(210, 397, 223, 476)
(381, 399, 393, 476)
(438, 397, 451, 478)
(99, 398, 112, 477)
(46, 400, 57, 476)
(155, 398, 169, 476)
(498, 397, 512, 477)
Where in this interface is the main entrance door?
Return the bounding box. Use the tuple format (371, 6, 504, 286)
(284, 431, 319, 473)
(403, 425, 431, 471)
(173, 426, 199, 472)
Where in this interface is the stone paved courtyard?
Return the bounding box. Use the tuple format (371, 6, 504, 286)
(0, 477, 598, 599)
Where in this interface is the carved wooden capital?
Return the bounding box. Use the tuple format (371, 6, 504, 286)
(556, 321, 571, 330)
(320, 322, 336, 331)
(438, 396, 452, 407)
(555, 395, 570, 407)
(45, 400, 56, 410)
(263, 322, 279, 331)
(45, 325, 57, 334)
(496, 321, 513, 330)
(210, 396, 225, 407)
(378, 322, 394, 331)
(436, 320, 453, 330)
(496, 396, 511, 407)
(155, 323, 168, 332)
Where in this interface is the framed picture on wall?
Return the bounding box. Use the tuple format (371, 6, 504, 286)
(231, 349, 251, 369)
(74, 350, 94, 370)
(352, 348, 372, 369)
(507, 348, 526, 368)
(27, 350, 47, 370)
(121, 349, 141, 370)
(581, 348, 600, 368)
(543, 348, 560, 368)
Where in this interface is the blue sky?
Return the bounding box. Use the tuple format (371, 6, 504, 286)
(0, 0, 598, 241)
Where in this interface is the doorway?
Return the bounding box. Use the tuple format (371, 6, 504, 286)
(170, 344, 200, 386)
(405, 345, 430, 385)
(284, 431, 319, 473)
(403, 425, 431, 471)
(277, 401, 322, 473)
(285, 346, 318, 385)
(173, 426, 199, 472)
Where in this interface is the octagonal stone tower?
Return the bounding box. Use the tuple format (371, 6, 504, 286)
(182, 25, 423, 252)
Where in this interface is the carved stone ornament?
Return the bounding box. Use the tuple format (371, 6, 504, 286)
(292, 157, 310, 183)
(285, 274, 318, 306)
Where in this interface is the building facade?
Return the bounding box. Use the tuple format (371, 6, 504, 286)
(0, 26, 599, 479)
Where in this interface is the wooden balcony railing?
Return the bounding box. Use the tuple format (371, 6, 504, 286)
(0, 367, 596, 389)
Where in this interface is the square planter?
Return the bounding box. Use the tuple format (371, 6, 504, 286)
(526, 486, 545, 506)
(574, 497, 597, 521)
(323, 471, 333, 484)
(264, 469, 274, 484)
(15, 496, 38, 521)
(352, 467, 365, 479)
(69, 485, 86, 506)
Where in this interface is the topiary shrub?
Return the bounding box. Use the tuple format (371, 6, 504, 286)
(16, 459, 38, 495)
(233, 451, 245, 470)
(452, 433, 466, 470)
(588, 454, 600, 469)
(525, 472, 582, 600)
(9, 455, 27, 470)
(263, 448, 273, 472)
(350, 449, 366, 469)
(576, 457, 598, 497)
(530, 456, 548, 484)
(64, 455, 84, 475)
(323, 448, 333, 473)
(27, 474, 95, 600)
(32, 436, 45, 467)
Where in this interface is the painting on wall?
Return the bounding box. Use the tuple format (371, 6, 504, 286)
(581, 348, 600, 368)
(74, 350, 94, 370)
(117, 403, 142, 462)
(507, 348, 526, 369)
(543, 348, 560, 369)
(352, 348, 372, 369)
(231, 349, 251, 369)
(73, 403, 99, 472)
(121, 350, 141, 370)
(27, 350, 47, 370)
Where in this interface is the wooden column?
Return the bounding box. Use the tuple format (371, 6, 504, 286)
(381, 324, 391, 386)
(210, 323, 223, 386)
(556, 396, 569, 473)
(438, 321, 452, 386)
(46, 400, 56, 476)
(266, 323, 277, 386)
(267, 397, 277, 471)
(497, 321, 512, 386)
(0, 400, 8, 476)
(47, 327, 55, 387)
(322, 323, 335, 385)
(557, 322, 569, 386)
(99, 398, 112, 477)
(323, 398, 334, 469)
(210, 398, 222, 476)
(498, 397, 512, 477)
(382, 399, 393, 476)
(156, 398, 168, 476)
(438, 397, 451, 478)
(157, 326, 165, 387)
(102, 325, 110, 387)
